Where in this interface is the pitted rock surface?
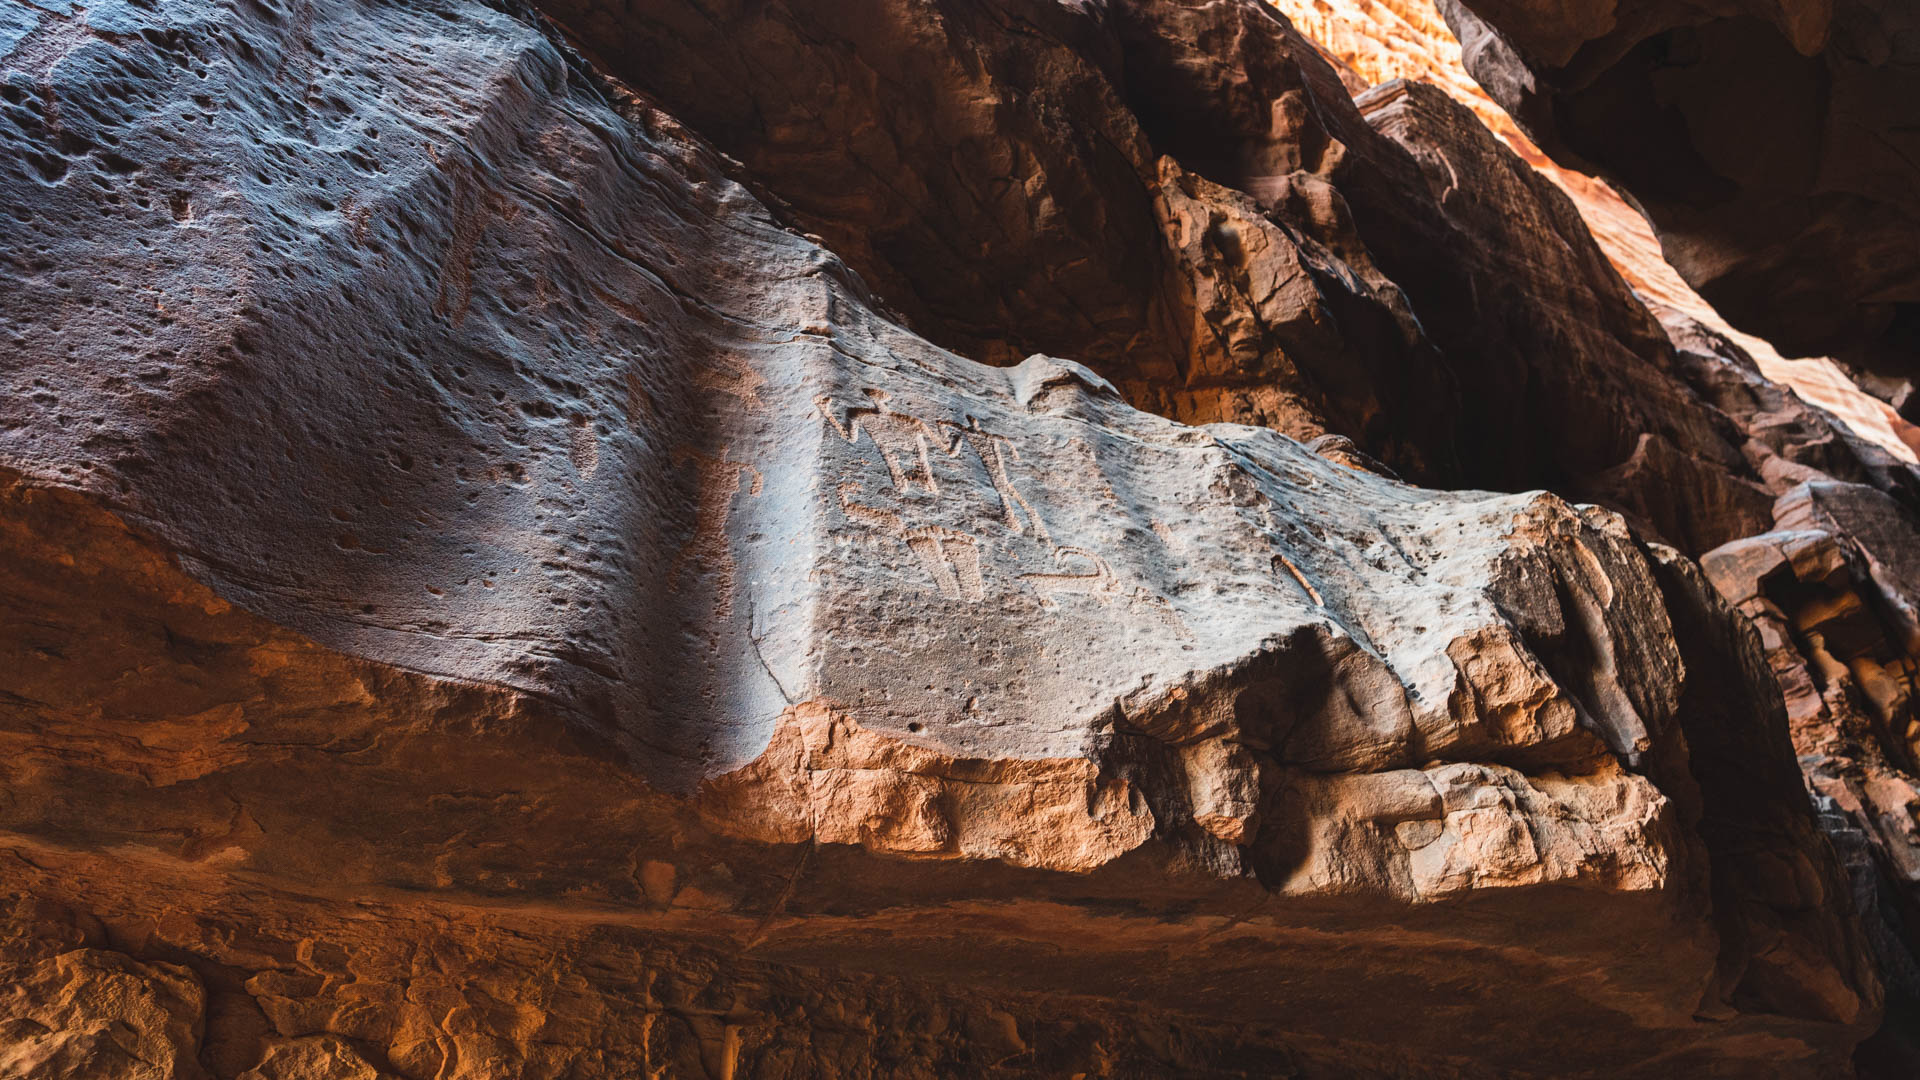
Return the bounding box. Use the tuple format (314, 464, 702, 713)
(0, 0, 1903, 1075)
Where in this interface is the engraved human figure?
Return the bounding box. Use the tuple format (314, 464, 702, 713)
(940, 416, 1054, 546)
(816, 389, 962, 494)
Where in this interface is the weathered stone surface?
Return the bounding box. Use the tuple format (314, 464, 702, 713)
(0, 0, 1900, 1074)
(1658, 309, 1920, 508)
(1437, 0, 1920, 375)
(1680, 313, 1920, 1068)
(542, 0, 1807, 554)
(1649, 545, 1882, 1027)
(0, 900, 209, 1080)
(1273, 3, 1920, 1063)
(1269, 0, 1920, 465)
(1700, 494, 1920, 1074)
(546, 0, 1465, 477)
(1343, 76, 1770, 552)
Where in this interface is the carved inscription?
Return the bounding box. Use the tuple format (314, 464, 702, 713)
(1020, 546, 1119, 605)
(817, 390, 1184, 634)
(1023, 547, 1191, 638)
(941, 416, 1053, 545)
(838, 483, 986, 601)
(817, 389, 960, 494)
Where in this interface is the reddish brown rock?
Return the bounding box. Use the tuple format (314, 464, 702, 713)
(1701, 496, 1920, 1073)
(545, 0, 1466, 479)
(544, 0, 1795, 555)
(1436, 0, 1920, 375)
(1256, 9, 1920, 1057)
(1271, 0, 1920, 465)
(1114, 0, 1776, 551)
(0, 0, 1900, 1075)
(1677, 308, 1920, 1068)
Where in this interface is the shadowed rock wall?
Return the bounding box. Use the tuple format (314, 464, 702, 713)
(1436, 0, 1920, 376)
(0, 0, 1908, 1075)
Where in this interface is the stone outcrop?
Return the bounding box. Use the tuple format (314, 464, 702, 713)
(1656, 309, 1920, 1072)
(1270, 0, 1920, 465)
(547, 0, 1805, 555)
(0, 0, 1912, 1075)
(1436, 0, 1920, 375)
(1263, 2, 1920, 1067)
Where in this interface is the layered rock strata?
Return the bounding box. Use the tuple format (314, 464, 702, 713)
(1436, 0, 1920, 376)
(0, 0, 1905, 1075)
(1265, 0, 1920, 1070)
(1250, 0, 1920, 1066)
(1269, 0, 1920, 464)
(548, 0, 1803, 556)
(1648, 305, 1920, 1072)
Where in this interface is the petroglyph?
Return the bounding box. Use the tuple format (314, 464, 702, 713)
(818, 395, 1182, 623)
(816, 390, 962, 494)
(569, 415, 600, 478)
(0, 7, 1879, 1065)
(432, 156, 516, 327)
(668, 446, 763, 617)
(1022, 547, 1190, 637)
(838, 482, 985, 601)
(591, 285, 655, 329)
(1021, 546, 1121, 605)
(623, 370, 659, 430)
(693, 351, 765, 407)
(905, 528, 986, 602)
(941, 416, 1054, 545)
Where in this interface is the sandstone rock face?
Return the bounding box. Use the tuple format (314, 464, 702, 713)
(1667, 311, 1920, 1072)
(1437, 0, 1920, 375)
(549, 0, 1807, 555)
(0, 0, 1903, 1075)
(1269, 0, 1920, 465)
(1272, 1, 1920, 1067)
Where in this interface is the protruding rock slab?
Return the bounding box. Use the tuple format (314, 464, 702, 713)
(0, 0, 1886, 1074)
